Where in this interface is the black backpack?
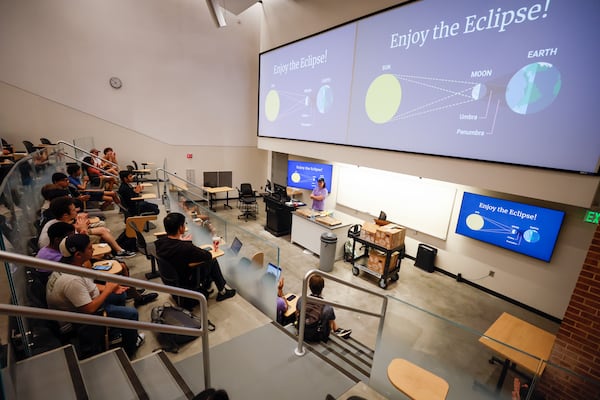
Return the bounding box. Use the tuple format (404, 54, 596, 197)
(302, 297, 328, 343)
(151, 303, 214, 352)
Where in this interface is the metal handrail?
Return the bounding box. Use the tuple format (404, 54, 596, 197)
(57, 151, 119, 179)
(0, 250, 212, 387)
(155, 167, 208, 202)
(56, 140, 119, 172)
(294, 269, 388, 356)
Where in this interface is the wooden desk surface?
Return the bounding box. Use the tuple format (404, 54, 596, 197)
(131, 193, 157, 200)
(189, 246, 224, 266)
(92, 243, 112, 258)
(284, 293, 298, 318)
(92, 259, 123, 275)
(479, 312, 556, 375)
(387, 358, 449, 400)
(202, 186, 233, 194)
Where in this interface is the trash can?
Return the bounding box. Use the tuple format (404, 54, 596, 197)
(319, 232, 337, 272)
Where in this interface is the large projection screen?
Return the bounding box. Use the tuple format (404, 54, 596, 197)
(258, 0, 600, 174)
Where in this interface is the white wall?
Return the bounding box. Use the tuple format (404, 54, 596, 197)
(0, 0, 261, 147)
(0, 0, 268, 189)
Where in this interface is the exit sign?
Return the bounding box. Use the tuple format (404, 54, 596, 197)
(584, 210, 600, 224)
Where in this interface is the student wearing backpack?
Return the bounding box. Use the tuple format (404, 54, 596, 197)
(296, 274, 351, 341)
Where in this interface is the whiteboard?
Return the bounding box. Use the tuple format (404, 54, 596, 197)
(336, 165, 456, 239)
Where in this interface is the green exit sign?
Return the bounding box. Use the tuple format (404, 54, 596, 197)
(584, 210, 600, 224)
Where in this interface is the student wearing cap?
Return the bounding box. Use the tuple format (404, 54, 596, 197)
(90, 148, 118, 176)
(45, 234, 145, 357)
(82, 155, 116, 190)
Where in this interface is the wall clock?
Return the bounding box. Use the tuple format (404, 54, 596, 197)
(109, 77, 122, 89)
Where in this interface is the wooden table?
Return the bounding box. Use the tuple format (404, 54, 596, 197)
(283, 293, 298, 319)
(131, 192, 157, 201)
(189, 246, 224, 267)
(387, 358, 449, 400)
(202, 186, 233, 211)
(479, 312, 556, 392)
(92, 259, 123, 275)
(92, 243, 112, 258)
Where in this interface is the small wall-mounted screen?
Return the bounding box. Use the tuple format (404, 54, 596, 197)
(287, 160, 333, 191)
(455, 192, 565, 262)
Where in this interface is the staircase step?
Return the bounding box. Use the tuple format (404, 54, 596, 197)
(15, 345, 88, 400)
(277, 322, 373, 383)
(131, 351, 194, 400)
(79, 348, 148, 400)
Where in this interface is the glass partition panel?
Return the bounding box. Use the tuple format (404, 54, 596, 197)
(370, 296, 551, 400)
(1, 148, 61, 357)
(162, 181, 280, 320)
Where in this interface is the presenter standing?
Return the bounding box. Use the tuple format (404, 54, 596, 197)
(310, 177, 328, 211)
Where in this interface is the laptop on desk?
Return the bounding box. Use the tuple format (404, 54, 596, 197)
(226, 236, 243, 256)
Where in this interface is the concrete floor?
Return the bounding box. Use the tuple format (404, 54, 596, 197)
(128, 198, 559, 360)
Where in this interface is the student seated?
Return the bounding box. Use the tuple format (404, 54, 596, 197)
(155, 212, 236, 306)
(39, 197, 135, 258)
(65, 165, 119, 210)
(296, 275, 352, 341)
(46, 234, 144, 357)
(118, 170, 159, 216)
(82, 156, 116, 190)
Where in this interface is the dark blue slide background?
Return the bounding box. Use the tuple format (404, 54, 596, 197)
(287, 160, 333, 190)
(455, 192, 565, 262)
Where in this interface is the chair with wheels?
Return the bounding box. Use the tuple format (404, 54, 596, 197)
(237, 183, 258, 220)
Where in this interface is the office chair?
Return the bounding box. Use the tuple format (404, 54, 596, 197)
(128, 219, 159, 279)
(238, 183, 258, 220)
(22, 140, 43, 154)
(131, 160, 151, 183)
(39, 137, 55, 145)
(157, 257, 211, 310)
(1, 138, 13, 153)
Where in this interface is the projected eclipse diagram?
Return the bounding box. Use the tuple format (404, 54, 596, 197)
(364, 62, 562, 134)
(465, 212, 541, 246)
(264, 83, 334, 126)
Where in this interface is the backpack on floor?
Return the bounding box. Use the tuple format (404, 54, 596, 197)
(116, 230, 137, 252)
(151, 303, 214, 352)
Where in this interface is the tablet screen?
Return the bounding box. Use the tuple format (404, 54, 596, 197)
(266, 263, 281, 281)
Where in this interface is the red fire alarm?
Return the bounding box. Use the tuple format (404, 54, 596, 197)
(186, 153, 193, 159)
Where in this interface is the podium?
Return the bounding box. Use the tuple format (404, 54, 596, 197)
(264, 195, 295, 236)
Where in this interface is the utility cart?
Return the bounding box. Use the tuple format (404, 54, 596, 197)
(348, 226, 405, 289)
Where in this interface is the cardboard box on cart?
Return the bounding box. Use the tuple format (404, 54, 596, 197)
(361, 221, 378, 242)
(374, 224, 406, 249)
(368, 250, 399, 274)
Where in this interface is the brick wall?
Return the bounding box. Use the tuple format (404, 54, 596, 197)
(537, 223, 600, 399)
